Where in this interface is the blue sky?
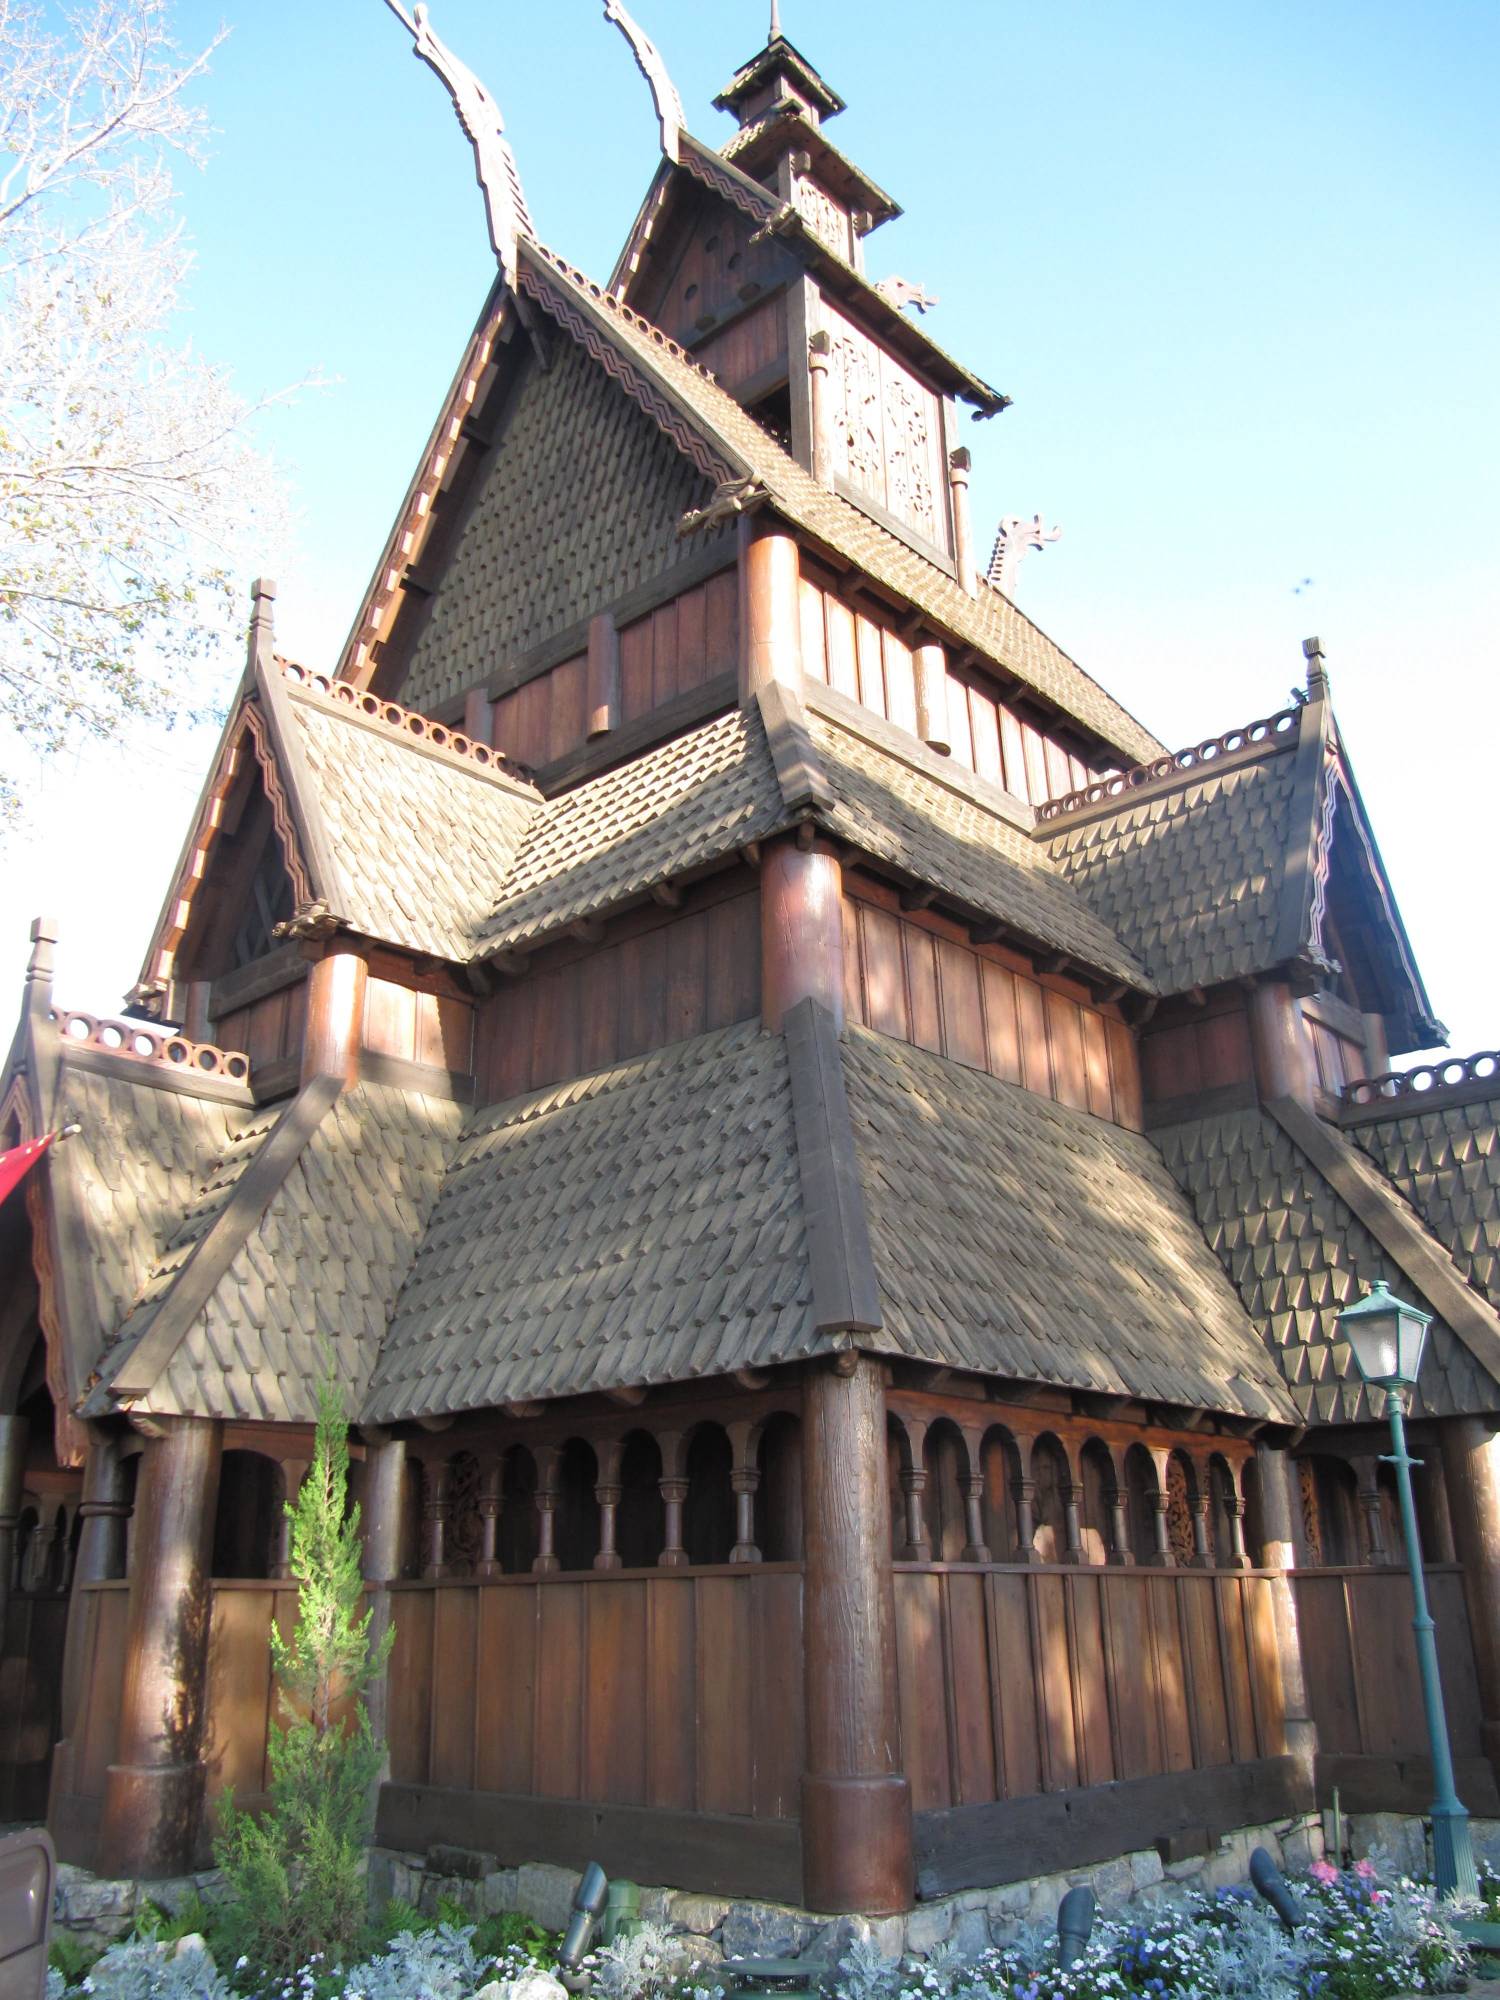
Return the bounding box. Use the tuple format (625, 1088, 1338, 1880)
(5, 0, 1496, 1059)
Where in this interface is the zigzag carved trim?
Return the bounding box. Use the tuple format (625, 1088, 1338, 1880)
(679, 139, 777, 223)
(518, 257, 738, 487)
(25, 1173, 85, 1468)
(147, 703, 312, 989)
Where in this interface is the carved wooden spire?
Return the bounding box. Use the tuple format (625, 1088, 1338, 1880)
(382, 0, 534, 287)
(603, 0, 684, 164)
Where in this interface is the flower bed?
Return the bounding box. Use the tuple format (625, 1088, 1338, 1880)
(49, 1858, 1473, 2000)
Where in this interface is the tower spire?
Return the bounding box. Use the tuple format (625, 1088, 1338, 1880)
(769, 0, 782, 40)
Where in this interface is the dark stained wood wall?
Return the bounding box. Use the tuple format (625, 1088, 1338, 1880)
(491, 571, 739, 774)
(843, 882, 1143, 1129)
(363, 975, 474, 1074)
(892, 1563, 1285, 1812)
(477, 884, 760, 1105)
(694, 296, 789, 399)
(386, 1567, 804, 1819)
(798, 564, 1109, 805)
(633, 198, 792, 356)
(216, 980, 307, 1070)
(1140, 997, 1255, 1109)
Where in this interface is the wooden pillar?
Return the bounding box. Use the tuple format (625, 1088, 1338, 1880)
(594, 1440, 623, 1572)
(1441, 1418, 1500, 1780)
(739, 520, 802, 703)
(801, 1356, 913, 1914)
(1059, 1445, 1086, 1565)
(807, 331, 833, 485)
(728, 1421, 762, 1564)
(49, 1431, 134, 1826)
(0, 1413, 28, 1638)
(1189, 1487, 1213, 1569)
(1146, 1447, 1176, 1568)
(1248, 980, 1316, 1109)
(475, 1462, 503, 1579)
(913, 645, 951, 756)
(897, 1416, 930, 1562)
(463, 687, 495, 748)
(421, 1459, 451, 1579)
(1105, 1448, 1133, 1566)
(657, 1432, 689, 1568)
(1254, 1442, 1318, 1774)
(270, 1458, 309, 1579)
(586, 611, 620, 740)
(1012, 1465, 1039, 1564)
(1226, 1491, 1249, 1570)
(1350, 1452, 1388, 1565)
(761, 837, 844, 1033)
(1361, 1011, 1390, 1085)
(532, 1446, 560, 1575)
(948, 447, 977, 596)
(301, 946, 367, 1087)
(959, 1429, 988, 1564)
(97, 1418, 221, 1880)
(360, 1429, 406, 1781)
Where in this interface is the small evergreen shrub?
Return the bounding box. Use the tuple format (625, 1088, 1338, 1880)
(212, 1374, 393, 1980)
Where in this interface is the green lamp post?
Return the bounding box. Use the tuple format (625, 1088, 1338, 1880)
(1337, 1279, 1479, 1899)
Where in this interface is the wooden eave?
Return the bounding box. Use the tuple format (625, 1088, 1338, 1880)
(712, 36, 846, 122)
(722, 104, 902, 225)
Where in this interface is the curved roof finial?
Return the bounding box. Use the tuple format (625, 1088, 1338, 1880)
(381, 0, 534, 287)
(603, 0, 685, 164)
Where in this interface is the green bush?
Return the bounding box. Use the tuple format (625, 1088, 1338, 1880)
(212, 1374, 393, 1981)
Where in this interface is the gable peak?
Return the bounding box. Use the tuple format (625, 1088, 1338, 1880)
(713, 30, 846, 131)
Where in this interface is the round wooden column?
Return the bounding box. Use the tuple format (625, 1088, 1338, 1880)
(1253, 1442, 1318, 1774)
(739, 520, 802, 703)
(301, 946, 368, 1087)
(97, 1418, 221, 1880)
(360, 1430, 406, 1770)
(800, 1356, 913, 1915)
(52, 1431, 134, 1809)
(0, 1413, 28, 1637)
(1441, 1418, 1500, 1780)
(761, 838, 844, 1034)
(1248, 981, 1317, 1108)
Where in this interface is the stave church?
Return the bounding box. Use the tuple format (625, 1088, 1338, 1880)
(3, 3, 1499, 1923)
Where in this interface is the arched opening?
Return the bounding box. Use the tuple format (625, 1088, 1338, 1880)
(1125, 1444, 1160, 1565)
(212, 1450, 280, 1579)
(1296, 1453, 1360, 1566)
(617, 1431, 664, 1569)
(979, 1429, 1020, 1560)
(921, 1421, 969, 1562)
(1166, 1452, 1197, 1566)
(555, 1439, 599, 1573)
(1078, 1440, 1115, 1565)
(499, 1446, 539, 1574)
(886, 1416, 910, 1555)
(755, 1414, 803, 1562)
(1208, 1457, 1239, 1567)
(1029, 1435, 1071, 1562)
(684, 1425, 734, 1566)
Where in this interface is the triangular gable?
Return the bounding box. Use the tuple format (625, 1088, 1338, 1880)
(135, 672, 319, 1011)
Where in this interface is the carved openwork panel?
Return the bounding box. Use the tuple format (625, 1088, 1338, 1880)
(794, 175, 851, 258)
(821, 303, 947, 551)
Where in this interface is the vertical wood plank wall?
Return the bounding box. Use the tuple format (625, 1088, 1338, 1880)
(891, 1564, 1286, 1810)
(386, 1568, 804, 1820)
(491, 572, 739, 773)
(216, 980, 308, 1069)
(1140, 1002, 1254, 1107)
(363, 977, 475, 1073)
(798, 565, 1109, 806)
(476, 888, 760, 1105)
(843, 885, 1143, 1130)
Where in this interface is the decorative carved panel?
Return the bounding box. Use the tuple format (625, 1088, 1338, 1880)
(821, 303, 946, 551)
(794, 176, 851, 258)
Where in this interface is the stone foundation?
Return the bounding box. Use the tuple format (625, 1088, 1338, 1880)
(48, 1811, 1500, 1965)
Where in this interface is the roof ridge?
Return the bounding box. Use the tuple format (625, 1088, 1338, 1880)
(1036, 703, 1303, 823)
(51, 1008, 250, 1088)
(280, 661, 537, 792)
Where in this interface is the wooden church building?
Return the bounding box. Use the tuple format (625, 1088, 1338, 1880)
(3, 9, 1500, 1920)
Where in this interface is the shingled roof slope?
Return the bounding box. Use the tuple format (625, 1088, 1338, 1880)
(108, 1083, 463, 1423)
(1351, 1096, 1500, 1312)
(49, 1058, 260, 1367)
(1040, 745, 1300, 992)
(518, 244, 1162, 766)
(1158, 1107, 1498, 1423)
(840, 1026, 1295, 1420)
(367, 1020, 818, 1419)
(283, 677, 540, 960)
(477, 706, 788, 953)
(805, 697, 1150, 989)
